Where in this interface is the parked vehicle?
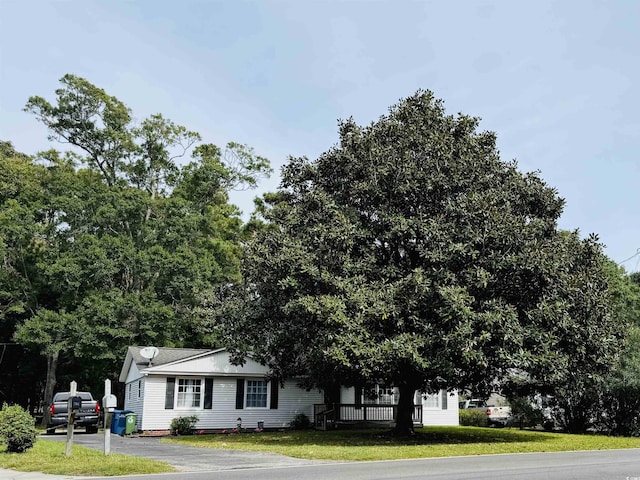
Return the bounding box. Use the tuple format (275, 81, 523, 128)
(46, 391, 100, 434)
(459, 398, 512, 427)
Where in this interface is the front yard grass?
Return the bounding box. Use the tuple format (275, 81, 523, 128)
(164, 426, 640, 461)
(0, 438, 175, 476)
(3, 427, 640, 476)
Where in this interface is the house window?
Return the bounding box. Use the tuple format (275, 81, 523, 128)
(128, 383, 131, 400)
(364, 385, 398, 405)
(246, 380, 268, 408)
(423, 393, 440, 409)
(138, 380, 141, 398)
(176, 378, 202, 408)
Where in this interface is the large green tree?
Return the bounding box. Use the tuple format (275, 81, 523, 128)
(0, 141, 50, 410)
(588, 266, 640, 435)
(505, 260, 640, 434)
(226, 90, 622, 434)
(2, 75, 270, 412)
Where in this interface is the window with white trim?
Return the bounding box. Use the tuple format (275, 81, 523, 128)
(246, 380, 268, 408)
(423, 393, 440, 409)
(176, 378, 202, 408)
(364, 385, 399, 404)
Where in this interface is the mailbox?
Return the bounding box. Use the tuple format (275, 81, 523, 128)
(103, 394, 117, 412)
(70, 395, 82, 411)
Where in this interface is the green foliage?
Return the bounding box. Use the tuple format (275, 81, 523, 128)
(508, 397, 544, 429)
(2, 75, 270, 406)
(0, 403, 37, 453)
(529, 262, 640, 434)
(603, 261, 640, 327)
(169, 415, 199, 436)
(591, 326, 640, 436)
(226, 89, 621, 435)
(289, 413, 312, 430)
(458, 410, 488, 427)
(24, 74, 134, 186)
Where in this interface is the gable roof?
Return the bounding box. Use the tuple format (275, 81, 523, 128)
(119, 346, 212, 382)
(130, 346, 210, 367)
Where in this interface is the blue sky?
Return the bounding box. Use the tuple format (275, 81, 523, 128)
(1, 1, 638, 271)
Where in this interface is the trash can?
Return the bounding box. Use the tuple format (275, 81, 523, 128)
(125, 413, 137, 435)
(111, 410, 133, 435)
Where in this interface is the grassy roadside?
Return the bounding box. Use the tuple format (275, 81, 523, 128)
(3, 427, 640, 476)
(164, 426, 640, 461)
(0, 438, 175, 476)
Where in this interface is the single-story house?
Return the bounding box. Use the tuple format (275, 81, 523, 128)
(119, 346, 459, 433)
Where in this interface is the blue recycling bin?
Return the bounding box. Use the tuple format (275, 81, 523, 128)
(111, 410, 133, 435)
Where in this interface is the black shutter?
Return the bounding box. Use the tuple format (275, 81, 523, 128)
(441, 390, 448, 410)
(270, 380, 279, 409)
(355, 386, 362, 410)
(204, 378, 214, 409)
(165, 377, 175, 409)
(235, 379, 244, 409)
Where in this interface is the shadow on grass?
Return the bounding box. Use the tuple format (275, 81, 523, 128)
(170, 426, 555, 448)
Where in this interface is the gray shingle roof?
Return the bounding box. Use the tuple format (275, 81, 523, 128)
(128, 346, 211, 367)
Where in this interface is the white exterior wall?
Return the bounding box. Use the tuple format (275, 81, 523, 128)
(125, 362, 142, 383)
(122, 363, 145, 430)
(421, 390, 459, 426)
(137, 376, 323, 431)
(122, 377, 145, 430)
(154, 352, 268, 376)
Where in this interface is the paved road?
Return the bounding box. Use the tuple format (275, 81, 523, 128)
(184, 449, 640, 480)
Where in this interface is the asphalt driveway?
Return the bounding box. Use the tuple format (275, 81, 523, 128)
(40, 431, 327, 472)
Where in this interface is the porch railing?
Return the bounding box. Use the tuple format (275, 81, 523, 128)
(314, 403, 422, 430)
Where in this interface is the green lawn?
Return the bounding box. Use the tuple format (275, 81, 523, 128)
(164, 426, 640, 461)
(0, 438, 175, 476)
(3, 427, 640, 476)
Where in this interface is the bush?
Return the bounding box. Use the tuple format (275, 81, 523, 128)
(0, 403, 37, 453)
(289, 413, 312, 430)
(459, 409, 488, 427)
(509, 396, 544, 429)
(169, 415, 198, 435)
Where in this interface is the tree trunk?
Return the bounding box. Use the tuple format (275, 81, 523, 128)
(393, 383, 416, 436)
(41, 352, 59, 427)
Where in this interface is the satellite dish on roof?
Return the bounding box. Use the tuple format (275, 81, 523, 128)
(139, 346, 159, 365)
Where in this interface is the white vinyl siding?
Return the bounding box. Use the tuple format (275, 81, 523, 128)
(422, 390, 459, 426)
(123, 377, 145, 430)
(156, 353, 269, 376)
(138, 377, 322, 431)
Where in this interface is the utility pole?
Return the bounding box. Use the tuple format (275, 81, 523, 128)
(103, 379, 117, 455)
(65, 381, 77, 457)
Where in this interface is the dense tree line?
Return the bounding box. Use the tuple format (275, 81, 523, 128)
(0, 75, 270, 418)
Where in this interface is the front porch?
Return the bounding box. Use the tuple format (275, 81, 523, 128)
(313, 403, 423, 430)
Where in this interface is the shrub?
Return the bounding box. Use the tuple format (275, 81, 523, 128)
(509, 396, 544, 429)
(289, 413, 312, 430)
(459, 409, 488, 427)
(169, 415, 198, 435)
(0, 403, 37, 453)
